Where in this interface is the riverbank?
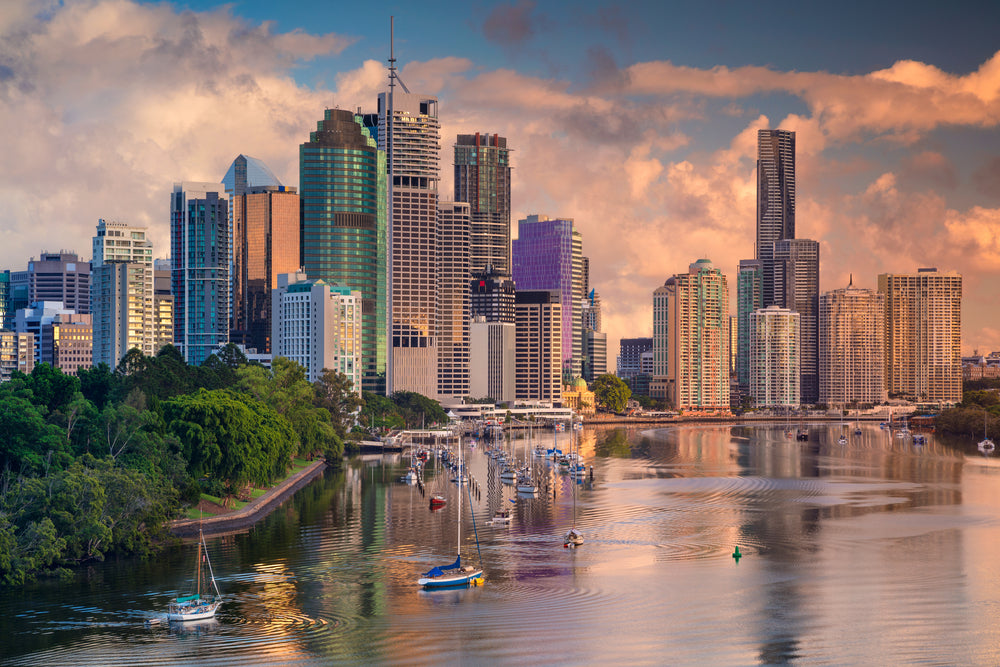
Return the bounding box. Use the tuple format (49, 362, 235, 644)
(168, 459, 327, 537)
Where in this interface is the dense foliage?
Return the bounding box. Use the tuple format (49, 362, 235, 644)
(936, 389, 1000, 438)
(0, 348, 366, 586)
(592, 374, 633, 414)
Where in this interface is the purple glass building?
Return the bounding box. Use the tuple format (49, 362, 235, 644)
(512, 214, 582, 378)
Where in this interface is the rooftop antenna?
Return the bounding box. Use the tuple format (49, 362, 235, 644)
(389, 16, 410, 95)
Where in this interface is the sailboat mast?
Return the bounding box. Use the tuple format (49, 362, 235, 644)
(457, 436, 462, 559)
(196, 530, 202, 599)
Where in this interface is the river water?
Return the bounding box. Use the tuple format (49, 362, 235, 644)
(3, 423, 999, 665)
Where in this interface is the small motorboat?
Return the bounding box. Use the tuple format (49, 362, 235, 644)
(429, 495, 447, 509)
(979, 438, 995, 453)
(837, 435, 848, 445)
(486, 510, 512, 527)
(564, 528, 584, 547)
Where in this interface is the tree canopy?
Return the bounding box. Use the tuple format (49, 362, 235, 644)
(592, 374, 632, 414)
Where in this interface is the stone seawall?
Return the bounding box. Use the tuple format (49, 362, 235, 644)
(169, 460, 327, 537)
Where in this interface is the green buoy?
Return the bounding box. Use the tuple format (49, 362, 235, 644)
(732, 546, 742, 562)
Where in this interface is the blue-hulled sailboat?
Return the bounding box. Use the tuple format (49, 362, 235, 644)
(417, 438, 484, 589)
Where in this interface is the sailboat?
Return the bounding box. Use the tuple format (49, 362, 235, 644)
(979, 410, 995, 453)
(418, 437, 484, 588)
(564, 426, 584, 547)
(167, 528, 222, 622)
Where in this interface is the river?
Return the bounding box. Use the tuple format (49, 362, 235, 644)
(3, 423, 999, 665)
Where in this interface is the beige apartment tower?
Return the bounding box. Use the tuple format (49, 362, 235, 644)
(657, 259, 730, 413)
(819, 282, 886, 405)
(515, 290, 562, 401)
(878, 268, 962, 404)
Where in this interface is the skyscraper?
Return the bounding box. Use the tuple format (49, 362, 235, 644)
(617, 337, 652, 380)
(470, 267, 515, 323)
(469, 267, 516, 401)
(171, 182, 229, 366)
(878, 268, 962, 403)
(581, 289, 606, 382)
(657, 259, 730, 413)
(301, 108, 386, 394)
(230, 185, 299, 354)
(364, 90, 441, 397)
(28, 252, 90, 314)
(736, 259, 762, 388)
(436, 201, 471, 400)
(772, 239, 819, 403)
(819, 281, 886, 405)
(515, 290, 562, 401)
(454, 133, 512, 274)
(756, 129, 796, 307)
(91, 219, 155, 369)
(749, 305, 800, 409)
(513, 215, 584, 380)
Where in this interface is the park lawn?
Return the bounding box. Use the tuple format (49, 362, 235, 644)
(183, 458, 318, 519)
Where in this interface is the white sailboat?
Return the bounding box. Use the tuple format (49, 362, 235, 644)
(979, 410, 995, 453)
(167, 528, 222, 622)
(418, 437, 484, 588)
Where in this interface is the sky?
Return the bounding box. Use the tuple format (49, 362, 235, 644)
(2, 0, 1000, 364)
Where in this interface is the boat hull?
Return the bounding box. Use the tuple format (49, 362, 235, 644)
(167, 600, 221, 622)
(418, 569, 484, 588)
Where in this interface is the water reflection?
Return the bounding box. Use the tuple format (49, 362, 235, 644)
(3, 423, 999, 665)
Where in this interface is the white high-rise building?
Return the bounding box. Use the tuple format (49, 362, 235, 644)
(91, 219, 155, 369)
(749, 305, 800, 409)
(819, 281, 886, 405)
(272, 271, 362, 388)
(878, 268, 962, 404)
(470, 316, 516, 402)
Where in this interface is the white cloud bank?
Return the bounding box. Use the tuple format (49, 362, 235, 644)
(0, 0, 998, 359)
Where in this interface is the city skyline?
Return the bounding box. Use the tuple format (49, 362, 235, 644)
(2, 1, 999, 366)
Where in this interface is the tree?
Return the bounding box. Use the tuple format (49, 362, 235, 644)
(163, 389, 296, 487)
(314, 369, 362, 438)
(391, 391, 448, 427)
(0, 395, 71, 474)
(592, 374, 632, 414)
(78, 363, 118, 410)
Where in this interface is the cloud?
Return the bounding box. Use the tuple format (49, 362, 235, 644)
(482, 0, 541, 46)
(1, 0, 998, 364)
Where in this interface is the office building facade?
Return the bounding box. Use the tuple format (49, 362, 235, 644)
(617, 337, 653, 380)
(231, 185, 300, 354)
(364, 91, 440, 396)
(28, 252, 90, 314)
(0, 331, 34, 381)
(301, 108, 386, 394)
(513, 215, 584, 380)
(436, 201, 471, 400)
(42, 313, 92, 376)
(454, 132, 512, 274)
(515, 290, 562, 401)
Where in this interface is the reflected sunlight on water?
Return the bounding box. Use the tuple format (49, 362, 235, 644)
(4, 423, 1000, 665)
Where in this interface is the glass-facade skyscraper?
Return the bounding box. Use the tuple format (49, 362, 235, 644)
(756, 129, 796, 307)
(454, 133, 512, 274)
(513, 215, 584, 380)
(230, 185, 300, 355)
(772, 238, 819, 403)
(171, 182, 230, 366)
(736, 259, 762, 388)
(300, 108, 387, 394)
